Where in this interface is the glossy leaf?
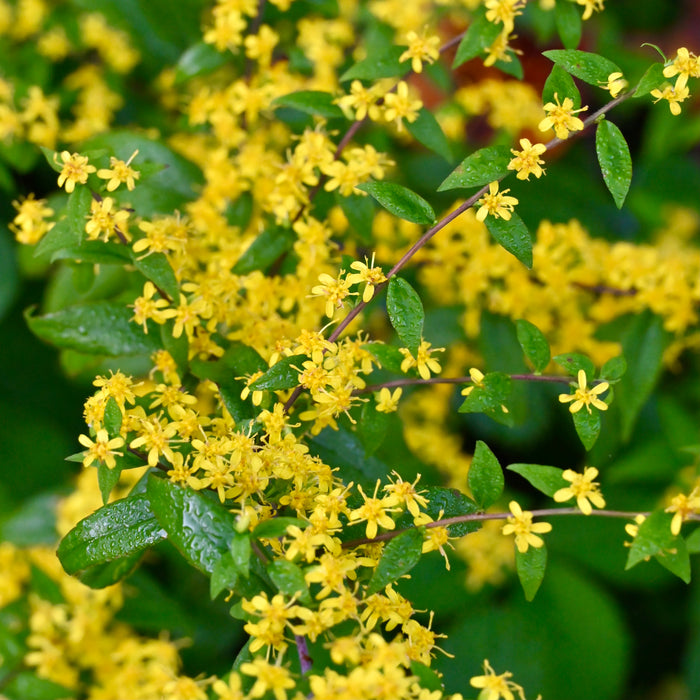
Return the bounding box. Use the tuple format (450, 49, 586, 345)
(507, 464, 568, 497)
(366, 526, 424, 595)
(210, 552, 240, 600)
(406, 107, 452, 162)
(175, 41, 229, 84)
(253, 517, 308, 540)
(387, 276, 424, 354)
(132, 251, 180, 301)
(543, 49, 622, 87)
(229, 530, 252, 579)
(97, 462, 123, 504)
(249, 354, 306, 391)
(357, 400, 390, 456)
(272, 91, 345, 120)
(57, 494, 166, 579)
(468, 441, 504, 509)
(452, 9, 501, 68)
(600, 354, 627, 382)
(147, 475, 236, 574)
(337, 191, 374, 243)
(516, 542, 548, 601)
(362, 342, 404, 373)
(267, 559, 312, 604)
(543, 63, 581, 109)
(484, 211, 532, 268)
(357, 181, 436, 225)
(553, 352, 595, 378)
(438, 146, 511, 191)
(655, 537, 690, 583)
(626, 509, 684, 573)
(554, 0, 582, 49)
(34, 187, 92, 259)
(25, 302, 160, 356)
(50, 241, 132, 265)
(103, 396, 123, 434)
(232, 226, 295, 275)
(596, 119, 632, 209)
(422, 487, 480, 537)
(633, 63, 665, 97)
(516, 319, 550, 373)
(572, 407, 601, 451)
(340, 46, 405, 81)
(458, 371, 513, 426)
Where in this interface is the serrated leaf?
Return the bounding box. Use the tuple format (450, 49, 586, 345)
(34, 187, 92, 259)
(387, 277, 424, 354)
(267, 559, 312, 604)
(272, 91, 344, 119)
(543, 49, 622, 87)
(600, 354, 627, 382)
(362, 342, 404, 373)
(572, 406, 601, 450)
(146, 475, 236, 574)
(554, 0, 582, 49)
(452, 9, 501, 68)
(458, 371, 513, 426)
(468, 441, 504, 509)
(57, 494, 166, 580)
(507, 464, 568, 497)
(232, 226, 295, 275)
(253, 517, 308, 540)
(25, 302, 161, 356)
(596, 119, 632, 209)
(357, 181, 435, 225)
(132, 251, 180, 301)
(249, 354, 306, 391)
(515, 319, 550, 373)
(421, 487, 480, 537)
(437, 145, 511, 192)
(367, 527, 424, 594)
(516, 542, 547, 600)
(484, 211, 532, 268)
(543, 63, 581, 109)
(340, 46, 405, 81)
(633, 63, 665, 97)
(626, 509, 677, 569)
(553, 352, 595, 378)
(406, 107, 452, 161)
(175, 41, 229, 84)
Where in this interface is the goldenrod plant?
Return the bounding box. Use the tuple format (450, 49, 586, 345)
(1, 1, 700, 698)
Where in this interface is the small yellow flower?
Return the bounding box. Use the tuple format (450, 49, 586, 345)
(461, 367, 485, 397)
(78, 429, 124, 469)
(399, 340, 444, 380)
(651, 84, 690, 116)
(96, 149, 140, 191)
(346, 254, 387, 302)
(558, 369, 609, 413)
(501, 501, 552, 553)
(55, 151, 96, 193)
(663, 47, 700, 92)
(538, 93, 588, 140)
(375, 386, 402, 413)
(475, 181, 518, 222)
(553, 466, 606, 515)
(507, 138, 547, 180)
(665, 487, 700, 536)
(382, 80, 422, 132)
(601, 72, 628, 98)
(398, 30, 441, 74)
(470, 658, 526, 700)
(310, 271, 356, 318)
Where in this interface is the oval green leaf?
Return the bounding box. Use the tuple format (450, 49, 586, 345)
(468, 441, 504, 509)
(249, 354, 307, 391)
(452, 9, 501, 68)
(507, 464, 568, 497)
(340, 46, 405, 81)
(543, 63, 581, 109)
(572, 406, 601, 451)
(516, 542, 547, 601)
(596, 119, 632, 209)
(543, 49, 622, 87)
(272, 91, 345, 120)
(367, 526, 424, 595)
(438, 146, 511, 192)
(554, 0, 582, 49)
(387, 276, 424, 354)
(484, 211, 533, 268)
(357, 181, 435, 225)
(406, 107, 452, 162)
(132, 251, 180, 301)
(516, 319, 550, 373)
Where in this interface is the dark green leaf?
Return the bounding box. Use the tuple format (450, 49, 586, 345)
(272, 91, 345, 119)
(437, 146, 511, 192)
(543, 49, 622, 87)
(516, 542, 548, 600)
(542, 63, 581, 109)
(0, 493, 58, 546)
(210, 552, 239, 599)
(686, 527, 700, 554)
(452, 9, 501, 68)
(367, 527, 424, 594)
(230, 530, 252, 579)
(362, 342, 404, 373)
(484, 211, 532, 268)
(249, 354, 305, 391)
(633, 63, 665, 97)
(553, 352, 595, 378)
(232, 226, 295, 275)
(25, 302, 161, 356)
(337, 191, 374, 243)
(147, 474, 236, 574)
(160, 320, 189, 375)
(572, 407, 601, 450)
(34, 187, 92, 259)
(357, 400, 390, 456)
(40, 146, 64, 174)
(57, 494, 166, 578)
(98, 462, 123, 504)
(3, 671, 74, 700)
(267, 559, 312, 604)
(554, 0, 582, 49)
(596, 119, 632, 209)
(406, 107, 452, 162)
(507, 464, 568, 497)
(253, 517, 308, 540)
(422, 487, 480, 537)
(626, 509, 678, 569)
(600, 354, 627, 382)
(458, 371, 513, 426)
(340, 46, 405, 81)
(468, 441, 504, 509)
(516, 319, 550, 373)
(410, 661, 444, 692)
(387, 277, 424, 354)
(132, 251, 180, 301)
(50, 241, 132, 265)
(175, 41, 229, 84)
(655, 537, 690, 583)
(103, 396, 122, 434)
(357, 181, 436, 225)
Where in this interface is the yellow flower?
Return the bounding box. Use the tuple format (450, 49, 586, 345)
(475, 181, 518, 221)
(501, 500, 552, 553)
(382, 80, 422, 131)
(665, 487, 700, 535)
(575, 0, 604, 21)
(375, 386, 402, 413)
(663, 47, 700, 92)
(507, 138, 546, 180)
(399, 340, 444, 380)
(553, 467, 606, 515)
(348, 481, 399, 539)
(96, 150, 140, 191)
(346, 254, 387, 302)
(470, 659, 526, 700)
(538, 93, 587, 139)
(78, 429, 124, 469)
(461, 367, 485, 397)
(399, 30, 441, 74)
(601, 72, 628, 98)
(651, 84, 690, 116)
(310, 271, 356, 318)
(558, 369, 609, 414)
(55, 151, 96, 193)
(485, 0, 526, 34)
(85, 196, 130, 242)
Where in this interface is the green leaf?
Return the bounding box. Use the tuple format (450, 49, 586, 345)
(572, 407, 601, 450)
(40, 146, 64, 174)
(458, 371, 513, 426)
(406, 107, 452, 161)
(686, 527, 700, 554)
(600, 354, 627, 382)
(356, 181, 436, 225)
(655, 537, 690, 583)
(437, 146, 511, 192)
(272, 91, 345, 120)
(542, 63, 581, 109)
(516, 542, 548, 600)
(230, 530, 252, 579)
(484, 211, 532, 268)
(267, 559, 312, 604)
(50, 241, 132, 265)
(253, 517, 308, 540)
(596, 119, 632, 209)
(387, 277, 424, 354)
(2, 671, 74, 700)
(554, 0, 582, 49)
(553, 352, 595, 378)
(362, 342, 404, 373)
(0, 493, 58, 546)
(57, 494, 166, 580)
(543, 49, 622, 87)
(146, 475, 236, 574)
(357, 400, 390, 456)
(410, 661, 444, 692)
(25, 302, 161, 356)
(340, 46, 405, 81)
(249, 354, 306, 391)
(616, 311, 668, 441)
(626, 509, 680, 570)
(337, 191, 374, 243)
(34, 187, 92, 259)
(132, 252, 180, 301)
(103, 396, 123, 435)
(452, 9, 501, 68)
(515, 319, 550, 373)
(367, 527, 424, 594)
(175, 41, 229, 84)
(468, 441, 504, 509)
(232, 226, 295, 275)
(633, 63, 665, 97)
(97, 462, 123, 504)
(210, 552, 240, 600)
(421, 487, 480, 537)
(507, 464, 568, 497)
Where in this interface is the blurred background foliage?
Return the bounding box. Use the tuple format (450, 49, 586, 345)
(1, 1, 700, 699)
